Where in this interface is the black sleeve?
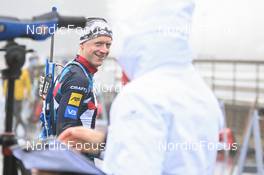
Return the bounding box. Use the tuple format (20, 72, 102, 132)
(56, 74, 89, 135)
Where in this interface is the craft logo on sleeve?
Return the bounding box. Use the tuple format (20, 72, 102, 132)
(68, 92, 83, 107)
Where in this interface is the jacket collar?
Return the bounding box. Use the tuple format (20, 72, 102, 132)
(76, 55, 97, 74)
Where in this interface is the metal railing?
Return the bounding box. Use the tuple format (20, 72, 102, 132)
(193, 59, 264, 141)
(193, 59, 264, 106)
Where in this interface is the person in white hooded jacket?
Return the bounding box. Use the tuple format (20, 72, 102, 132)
(59, 0, 223, 174)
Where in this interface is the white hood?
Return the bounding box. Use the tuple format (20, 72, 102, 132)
(108, 0, 195, 80)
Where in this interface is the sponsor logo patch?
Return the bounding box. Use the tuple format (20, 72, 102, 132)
(68, 92, 83, 107)
(64, 106, 78, 119)
(70, 86, 88, 93)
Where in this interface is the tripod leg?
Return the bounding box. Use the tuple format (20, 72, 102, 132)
(236, 110, 254, 175)
(252, 110, 264, 175)
(2, 78, 19, 175)
(3, 155, 18, 175)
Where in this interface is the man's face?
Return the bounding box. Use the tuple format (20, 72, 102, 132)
(80, 36, 112, 68)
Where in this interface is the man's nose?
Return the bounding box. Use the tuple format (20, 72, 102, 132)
(99, 44, 109, 54)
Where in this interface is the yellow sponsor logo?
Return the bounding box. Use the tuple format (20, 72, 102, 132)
(68, 92, 83, 107)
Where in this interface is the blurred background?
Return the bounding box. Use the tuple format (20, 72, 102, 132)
(0, 0, 263, 174)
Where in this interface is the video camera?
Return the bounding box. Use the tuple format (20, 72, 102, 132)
(0, 10, 86, 41)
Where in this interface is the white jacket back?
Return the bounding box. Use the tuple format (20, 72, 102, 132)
(104, 0, 223, 174)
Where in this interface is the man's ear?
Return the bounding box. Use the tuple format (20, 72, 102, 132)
(80, 44, 84, 49)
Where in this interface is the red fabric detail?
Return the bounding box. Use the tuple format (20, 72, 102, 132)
(121, 71, 130, 85)
(76, 55, 97, 74)
(87, 101, 96, 110)
(3, 147, 12, 156)
(53, 83, 61, 97)
(97, 103, 102, 115)
(219, 128, 235, 145)
(34, 100, 42, 123)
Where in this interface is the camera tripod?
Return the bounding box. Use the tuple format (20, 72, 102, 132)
(0, 40, 33, 175)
